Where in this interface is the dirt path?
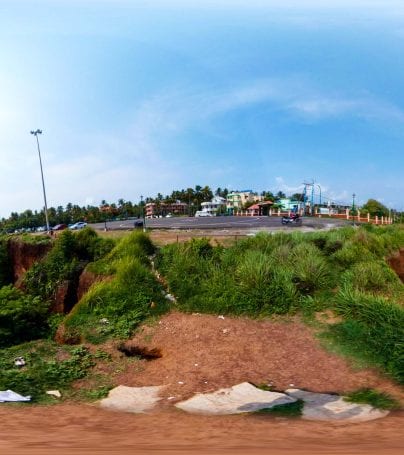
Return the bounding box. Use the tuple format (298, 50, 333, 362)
(0, 404, 403, 455)
(1, 312, 403, 454)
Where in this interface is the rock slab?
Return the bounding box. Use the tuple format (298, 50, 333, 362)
(99, 385, 163, 413)
(286, 389, 389, 422)
(176, 382, 296, 415)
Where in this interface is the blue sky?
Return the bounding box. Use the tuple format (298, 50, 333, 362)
(1, 0, 404, 217)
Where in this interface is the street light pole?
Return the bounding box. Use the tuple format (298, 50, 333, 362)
(140, 195, 146, 231)
(30, 129, 50, 232)
(352, 193, 356, 212)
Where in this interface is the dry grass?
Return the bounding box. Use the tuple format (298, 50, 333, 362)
(98, 228, 248, 247)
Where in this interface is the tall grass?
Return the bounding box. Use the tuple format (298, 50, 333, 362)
(157, 232, 332, 316)
(328, 288, 404, 383)
(157, 225, 404, 382)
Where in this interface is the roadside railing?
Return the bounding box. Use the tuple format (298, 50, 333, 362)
(234, 208, 393, 224)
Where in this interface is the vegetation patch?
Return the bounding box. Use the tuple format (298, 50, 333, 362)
(344, 388, 401, 410)
(0, 236, 12, 287)
(23, 228, 114, 302)
(64, 231, 168, 343)
(0, 285, 49, 348)
(157, 226, 404, 383)
(0, 341, 95, 402)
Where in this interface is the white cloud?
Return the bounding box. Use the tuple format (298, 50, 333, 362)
(2, 76, 404, 217)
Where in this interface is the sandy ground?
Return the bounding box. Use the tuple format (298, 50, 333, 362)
(1, 312, 403, 454)
(0, 404, 403, 455)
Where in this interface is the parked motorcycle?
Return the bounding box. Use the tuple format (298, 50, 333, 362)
(281, 215, 302, 225)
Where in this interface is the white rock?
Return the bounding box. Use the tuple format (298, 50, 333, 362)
(176, 382, 296, 415)
(99, 385, 163, 413)
(286, 389, 389, 423)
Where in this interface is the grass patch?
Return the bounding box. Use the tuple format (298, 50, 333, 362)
(344, 388, 401, 410)
(64, 231, 169, 342)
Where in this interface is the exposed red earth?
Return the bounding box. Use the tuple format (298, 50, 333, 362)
(1, 312, 403, 455)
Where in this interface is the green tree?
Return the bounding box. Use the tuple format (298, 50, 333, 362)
(361, 199, 389, 217)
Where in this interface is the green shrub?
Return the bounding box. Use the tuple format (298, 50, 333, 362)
(0, 285, 49, 348)
(65, 234, 167, 342)
(0, 237, 12, 287)
(290, 243, 330, 294)
(23, 229, 114, 301)
(74, 227, 115, 262)
(341, 261, 402, 294)
(332, 241, 374, 267)
(24, 230, 82, 300)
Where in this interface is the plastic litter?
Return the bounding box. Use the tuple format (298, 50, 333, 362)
(14, 357, 26, 368)
(0, 390, 31, 402)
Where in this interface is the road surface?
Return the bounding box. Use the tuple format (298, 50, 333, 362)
(90, 216, 349, 231)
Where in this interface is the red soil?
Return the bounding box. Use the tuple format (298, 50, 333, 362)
(0, 312, 403, 455)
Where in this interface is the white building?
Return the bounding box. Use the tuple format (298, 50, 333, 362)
(195, 196, 227, 217)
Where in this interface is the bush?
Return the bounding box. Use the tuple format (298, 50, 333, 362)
(341, 261, 402, 294)
(0, 237, 12, 287)
(332, 241, 374, 267)
(24, 230, 83, 300)
(74, 227, 115, 262)
(290, 243, 330, 294)
(0, 285, 49, 347)
(24, 229, 114, 301)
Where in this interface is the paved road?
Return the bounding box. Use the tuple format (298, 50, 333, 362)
(90, 216, 349, 231)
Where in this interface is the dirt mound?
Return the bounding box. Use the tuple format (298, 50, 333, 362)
(7, 238, 51, 286)
(114, 312, 403, 405)
(389, 248, 404, 282)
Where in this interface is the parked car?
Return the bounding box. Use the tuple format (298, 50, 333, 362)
(52, 224, 67, 231)
(69, 222, 88, 230)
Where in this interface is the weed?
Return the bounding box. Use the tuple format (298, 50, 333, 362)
(344, 388, 400, 410)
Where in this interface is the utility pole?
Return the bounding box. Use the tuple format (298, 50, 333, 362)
(352, 193, 356, 212)
(30, 129, 50, 232)
(140, 195, 146, 231)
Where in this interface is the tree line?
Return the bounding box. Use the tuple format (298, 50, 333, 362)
(0, 186, 277, 231)
(0, 184, 399, 232)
